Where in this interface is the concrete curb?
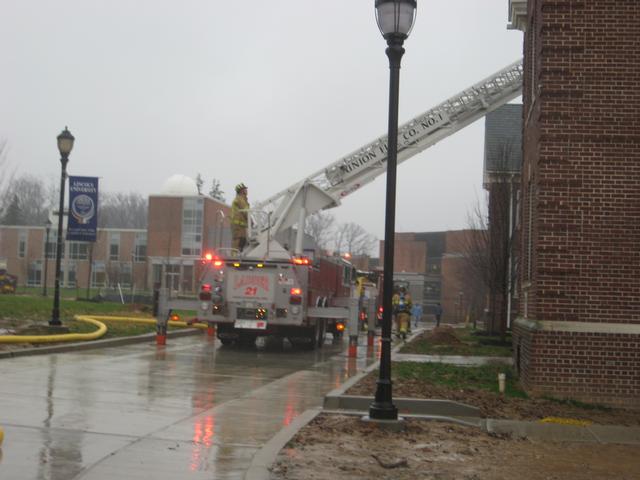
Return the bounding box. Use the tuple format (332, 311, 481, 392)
(245, 408, 321, 480)
(324, 394, 481, 417)
(482, 419, 640, 445)
(0, 328, 204, 359)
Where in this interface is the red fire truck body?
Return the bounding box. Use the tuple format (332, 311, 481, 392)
(191, 250, 355, 348)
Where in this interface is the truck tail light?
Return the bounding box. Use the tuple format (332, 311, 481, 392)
(289, 287, 302, 305)
(289, 295, 302, 305)
(213, 260, 223, 267)
(199, 284, 212, 301)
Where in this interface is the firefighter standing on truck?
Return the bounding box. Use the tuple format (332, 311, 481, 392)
(231, 183, 249, 252)
(392, 286, 412, 338)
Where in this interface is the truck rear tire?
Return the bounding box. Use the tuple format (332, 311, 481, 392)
(238, 334, 257, 348)
(302, 322, 321, 351)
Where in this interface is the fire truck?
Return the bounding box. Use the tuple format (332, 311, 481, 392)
(190, 249, 355, 348)
(158, 59, 523, 348)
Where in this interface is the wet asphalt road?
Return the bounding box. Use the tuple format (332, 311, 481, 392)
(0, 334, 379, 479)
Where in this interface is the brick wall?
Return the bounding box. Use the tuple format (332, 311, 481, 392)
(378, 232, 427, 273)
(516, 0, 640, 407)
(146, 196, 184, 259)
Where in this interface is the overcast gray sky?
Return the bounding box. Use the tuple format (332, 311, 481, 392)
(0, 0, 522, 240)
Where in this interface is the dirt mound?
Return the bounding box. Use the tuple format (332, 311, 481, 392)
(424, 325, 462, 345)
(272, 414, 640, 480)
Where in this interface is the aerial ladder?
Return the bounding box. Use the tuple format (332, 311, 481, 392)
(246, 59, 524, 259)
(157, 59, 524, 348)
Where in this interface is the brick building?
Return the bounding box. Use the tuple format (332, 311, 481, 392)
(0, 224, 146, 291)
(380, 230, 485, 323)
(510, 0, 640, 407)
(146, 175, 231, 292)
(0, 174, 231, 295)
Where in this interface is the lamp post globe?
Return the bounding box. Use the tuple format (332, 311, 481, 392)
(50, 127, 75, 326)
(375, 0, 417, 40)
(369, 0, 416, 422)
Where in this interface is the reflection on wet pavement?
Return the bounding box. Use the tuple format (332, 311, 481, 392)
(0, 334, 381, 479)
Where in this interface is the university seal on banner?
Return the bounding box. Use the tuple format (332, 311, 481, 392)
(70, 194, 95, 224)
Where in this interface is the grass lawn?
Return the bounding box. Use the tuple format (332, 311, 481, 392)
(0, 293, 195, 337)
(400, 326, 513, 357)
(394, 362, 527, 398)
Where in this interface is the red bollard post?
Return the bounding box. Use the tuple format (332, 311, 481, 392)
(348, 335, 358, 358)
(156, 312, 168, 346)
(156, 324, 167, 346)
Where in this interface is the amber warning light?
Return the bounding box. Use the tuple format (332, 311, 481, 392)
(292, 257, 310, 266)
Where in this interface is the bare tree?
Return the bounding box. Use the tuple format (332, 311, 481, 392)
(0, 174, 51, 225)
(333, 222, 377, 256)
(195, 173, 204, 195)
(461, 142, 519, 337)
(305, 211, 335, 250)
(208, 178, 226, 202)
(98, 192, 148, 228)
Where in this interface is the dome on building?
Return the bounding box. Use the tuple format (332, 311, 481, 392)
(160, 174, 199, 196)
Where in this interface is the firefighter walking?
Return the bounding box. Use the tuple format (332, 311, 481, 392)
(392, 286, 412, 339)
(231, 183, 250, 252)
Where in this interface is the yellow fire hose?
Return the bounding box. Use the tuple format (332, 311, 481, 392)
(0, 315, 207, 344)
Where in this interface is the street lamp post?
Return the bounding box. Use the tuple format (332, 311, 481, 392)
(42, 219, 52, 296)
(369, 0, 417, 421)
(50, 127, 75, 326)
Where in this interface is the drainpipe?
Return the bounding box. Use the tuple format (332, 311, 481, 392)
(506, 175, 515, 329)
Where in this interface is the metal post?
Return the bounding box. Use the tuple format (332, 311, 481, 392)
(42, 224, 51, 296)
(50, 157, 68, 326)
(348, 297, 359, 358)
(367, 293, 377, 348)
(369, 37, 405, 421)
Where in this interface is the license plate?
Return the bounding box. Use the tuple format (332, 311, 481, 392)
(234, 319, 267, 330)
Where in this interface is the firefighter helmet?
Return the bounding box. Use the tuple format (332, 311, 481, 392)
(235, 183, 247, 193)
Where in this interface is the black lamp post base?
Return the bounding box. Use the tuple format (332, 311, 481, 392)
(368, 401, 399, 420)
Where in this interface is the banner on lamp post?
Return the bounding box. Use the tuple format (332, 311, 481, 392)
(67, 176, 98, 242)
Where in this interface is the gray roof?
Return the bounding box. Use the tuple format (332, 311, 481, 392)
(484, 104, 522, 174)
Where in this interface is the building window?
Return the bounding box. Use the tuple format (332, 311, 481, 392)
(68, 241, 89, 260)
(134, 232, 147, 262)
(45, 232, 56, 259)
(181, 198, 203, 256)
(342, 265, 354, 287)
(107, 262, 131, 288)
(65, 262, 77, 288)
(18, 230, 27, 258)
(109, 233, 120, 261)
(427, 261, 441, 274)
(92, 261, 107, 288)
(27, 260, 42, 287)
